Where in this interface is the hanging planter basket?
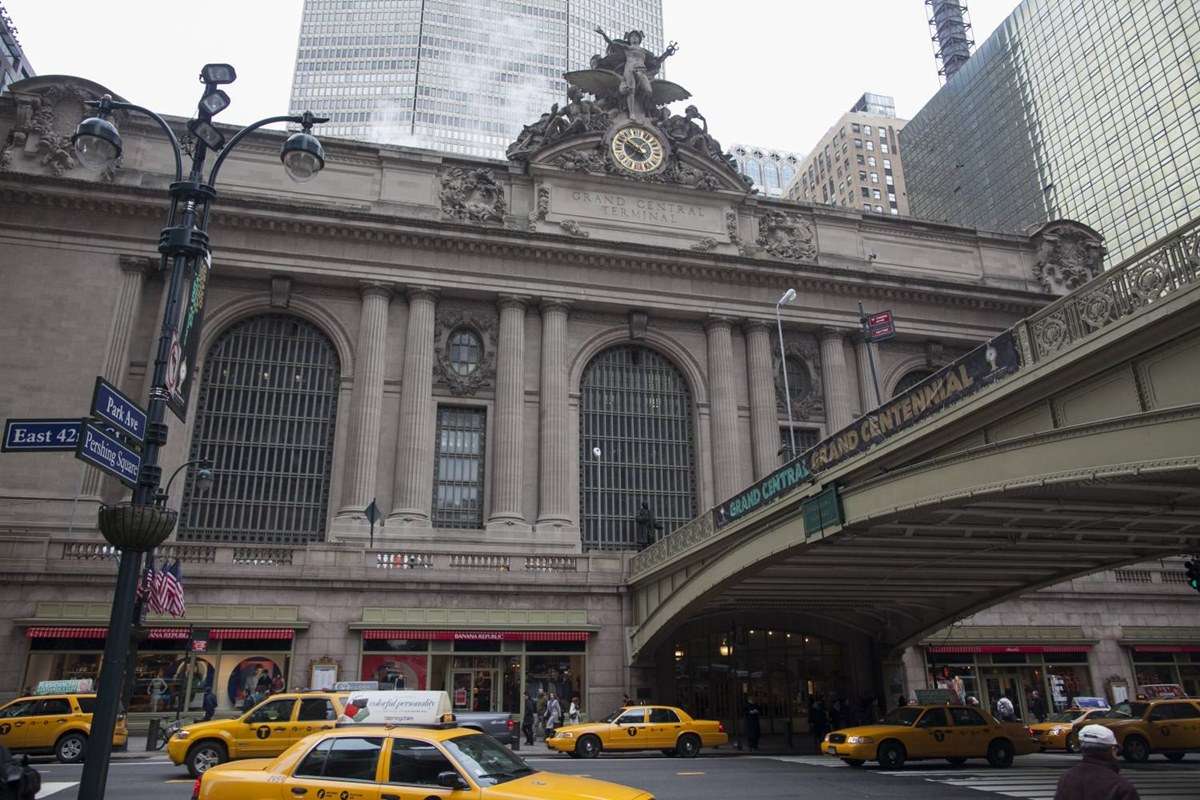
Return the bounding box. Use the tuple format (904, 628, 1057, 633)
(98, 503, 179, 552)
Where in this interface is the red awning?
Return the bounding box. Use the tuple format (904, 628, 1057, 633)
(1133, 645, 1200, 653)
(927, 644, 1092, 655)
(362, 629, 589, 642)
(26, 627, 107, 639)
(208, 628, 295, 640)
(147, 628, 191, 640)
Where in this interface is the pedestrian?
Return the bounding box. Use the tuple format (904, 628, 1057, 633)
(544, 692, 562, 740)
(895, 695, 907, 708)
(535, 691, 547, 739)
(810, 699, 828, 752)
(568, 695, 581, 725)
(996, 695, 1016, 722)
(830, 698, 844, 730)
(1030, 690, 1047, 723)
(743, 696, 761, 751)
(521, 694, 535, 745)
(966, 695, 980, 707)
(1053, 724, 1139, 800)
(622, 693, 632, 707)
(202, 687, 217, 721)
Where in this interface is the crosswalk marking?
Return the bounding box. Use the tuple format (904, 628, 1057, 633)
(36, 781, 78, 798)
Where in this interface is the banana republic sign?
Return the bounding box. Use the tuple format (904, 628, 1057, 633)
(714, 331, 1022, 530)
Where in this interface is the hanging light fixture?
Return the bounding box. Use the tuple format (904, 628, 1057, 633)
(674, 645, 684, 661)
(718, 638, 732, 658)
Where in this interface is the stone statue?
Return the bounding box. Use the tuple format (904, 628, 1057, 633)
(595, 27, 678, 119)
(635, 501, 663, 550)
(563, 30, 689, 122)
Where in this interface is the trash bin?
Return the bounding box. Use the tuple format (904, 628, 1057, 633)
(146, 718, 161, 751)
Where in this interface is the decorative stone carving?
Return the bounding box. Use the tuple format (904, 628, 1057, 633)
(270, 276, 292, 308)
(774, 336, 825, 421)
(432, 305, 498, 396)
(1030, 220, 1105, 295)
(725, 210, 744, 250)
(527, 185, 550, 231)
(0, 80, 126, 180)
(559, 219, 589, 238)
(755, 210, 817, 262)
(628, 310, 649, 339)
(439, 167, 506, 224)
(689, 237, 718, 252)
(552, 146, 608, 174)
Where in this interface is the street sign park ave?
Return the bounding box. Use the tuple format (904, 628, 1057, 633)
(91, 377, 147, 444)
(75, 420, 141, 488)
(1, 419, 81, 452)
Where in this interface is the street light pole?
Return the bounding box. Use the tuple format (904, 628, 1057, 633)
(71, 65, 328, 800)
(775, 289, 798, 458)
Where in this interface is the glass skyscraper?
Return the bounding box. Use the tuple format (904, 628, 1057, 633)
(901, 0, 1200, 264)
(289, 0, 663, 160)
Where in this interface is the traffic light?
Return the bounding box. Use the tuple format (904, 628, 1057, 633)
(1186, 559, 1200, 592)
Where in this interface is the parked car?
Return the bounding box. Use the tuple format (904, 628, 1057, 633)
(0, 693, 127, 764)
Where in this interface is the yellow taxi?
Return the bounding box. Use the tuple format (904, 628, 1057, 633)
(0, 693, 128, 763)
(193, 692, 654, 800)
(546, 705, 728, 758)
(822, 704, 1038, 769)
(168, 691, 348, 776)
(1077, 698, 1200, 763)
(1028, 706, 1126, 752)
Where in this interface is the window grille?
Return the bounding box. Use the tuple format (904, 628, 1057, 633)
(432, 406, 486, 529)
(179, 314, 339, 545)
(892, 369, 935, 398)
(780, 426, 821, 464)
(579, 346, 696, 551)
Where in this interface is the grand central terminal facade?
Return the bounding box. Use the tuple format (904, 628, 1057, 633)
(0, 68, 1196, 733)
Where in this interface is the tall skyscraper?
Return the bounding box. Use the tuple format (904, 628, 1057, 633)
(726, 143, 804, 198)
(901, 0, 1200, 264)
(0, 1, 34, 94)
(787, 93, 910, 217)
(289, 0, 663, 159)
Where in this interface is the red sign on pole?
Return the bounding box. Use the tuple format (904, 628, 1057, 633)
(865, 310, 896, 342)
(191, 640, 208, 653)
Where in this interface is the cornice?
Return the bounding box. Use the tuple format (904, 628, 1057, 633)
(0, 172, 1051, 316)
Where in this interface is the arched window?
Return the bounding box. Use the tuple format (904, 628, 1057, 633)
(179, 314, 340, 545)
(580, 345, 696, 551)
(448, 328, 482, 375)
(782, 355, 813, 401)
(764, 161, 780, 191)
(892, 369, 934, 398)
(743, 158, 763, 187)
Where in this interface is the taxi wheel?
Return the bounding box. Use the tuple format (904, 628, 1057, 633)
(676, 733, 701, 758)
(1065, 732, 1080, 753)
(986, 739, 1014, 768)
(575, 735, 602, 759)
(186, 741, 228, 777)
(1164, 752, 1186, 762)
(1122, 735, 1150, 764)
(946, 757, 968, 766)
(55, 732, 87, 764)
(877, 741, 906, 770)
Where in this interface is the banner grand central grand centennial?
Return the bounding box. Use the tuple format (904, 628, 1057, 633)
(715, 331, 1023, 529)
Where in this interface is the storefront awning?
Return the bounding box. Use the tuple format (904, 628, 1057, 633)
(1132, 645, 1200, 653)
(927, 644, 1092, 654)
(362, 629, 589, 642)
(26, 626, 107, 639)
(208, 628, 295, 640)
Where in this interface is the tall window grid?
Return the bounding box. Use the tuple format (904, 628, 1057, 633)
(432, 406, 487, 529)
(180, 314, 339, 545)
(579, 345, 696, 550)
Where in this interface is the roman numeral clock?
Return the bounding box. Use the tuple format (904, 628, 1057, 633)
(608, 124, 668, 175)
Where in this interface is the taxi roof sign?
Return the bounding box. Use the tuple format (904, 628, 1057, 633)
(339, 690, 454, 726)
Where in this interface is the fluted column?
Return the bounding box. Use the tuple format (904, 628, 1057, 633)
(488, 295, 530, 529)
(743, 319, 779, 478)
(389, 287, 438, 526)
(820, 327, 854, 432)
(855, 335, 882, 415)
(705, 316, 743, 501)
(339, 281, 393, 515)
(535, 300, 573, 530)
(82, 255, 153, 498)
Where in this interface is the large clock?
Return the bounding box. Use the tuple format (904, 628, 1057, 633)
(610, 125, 667, 174)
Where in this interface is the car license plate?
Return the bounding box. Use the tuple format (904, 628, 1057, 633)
(826, 745, 837, 755)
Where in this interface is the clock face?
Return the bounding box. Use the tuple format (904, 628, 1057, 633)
(611, 126, 666, 174)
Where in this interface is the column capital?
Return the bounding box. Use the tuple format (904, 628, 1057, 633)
(358, 280, 395, 300)
(118, 254, 156, 275)
(741, 318, 772, 333)
(704, 315, 735, 332)
(405, 286, 439, 303)
(539, 297, 572, 315)
(818, 325, 851, 341)
(497, 294, 532, 311)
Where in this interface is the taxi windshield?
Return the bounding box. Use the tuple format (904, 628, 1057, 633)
(881, 707, 922, 727)
(1119, 702, 1148, 718)
(601, 708, 629, 723)
(1047, 711, 1079, 723)
(442, 733, 536, 786)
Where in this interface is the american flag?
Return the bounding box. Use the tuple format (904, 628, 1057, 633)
(160, 559, 186, 618)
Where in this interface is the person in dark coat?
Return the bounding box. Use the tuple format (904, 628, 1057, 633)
(521, 694, 536, 745)
(809, 699, 829, 751)
(202, 688, 217, 721)
(1054, 724, 1139, 800)
(743, 697, 761, 751)
(1029, 690, 1047, 723)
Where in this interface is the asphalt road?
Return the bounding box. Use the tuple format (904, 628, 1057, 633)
(26, 751, 1200, 800)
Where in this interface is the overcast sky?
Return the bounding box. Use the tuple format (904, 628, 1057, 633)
(5, 0, 1020, 155)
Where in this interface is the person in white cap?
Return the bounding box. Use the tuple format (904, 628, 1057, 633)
(1053, 723, 1139, 800)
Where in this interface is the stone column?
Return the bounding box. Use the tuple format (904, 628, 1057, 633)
(705, 316, 742, 501)
(820, 327, 854, 432)
(389, 287, 438, 526)
(855, 335, 882, 414)
(535, 300, 573, 531)
(339, 281, 392, 515)
(82, 255, 154, 498)
(488, 295, 530, 529)
(743, 319, 779, 478)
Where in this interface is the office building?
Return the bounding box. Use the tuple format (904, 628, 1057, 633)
(288, 0, 663, 158)
(726, 143, 804, 198)
(787, 93, 910, 216)
(0, 2, 33, 94)
(901, 0, 1200, 263)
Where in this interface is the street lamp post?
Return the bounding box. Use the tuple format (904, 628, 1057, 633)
(71, 64, 328, 800)
(775, 288, 798, 459)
